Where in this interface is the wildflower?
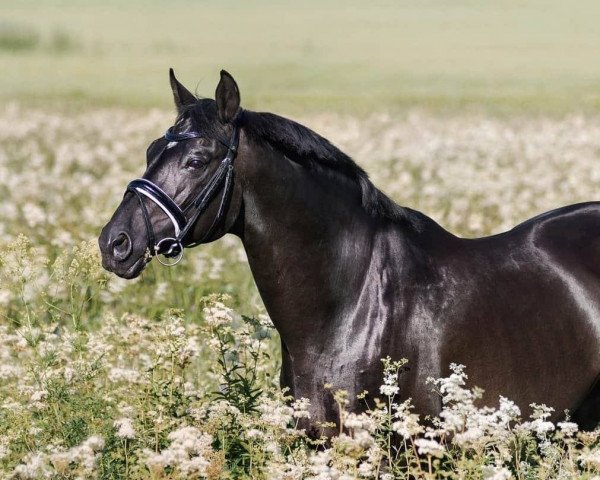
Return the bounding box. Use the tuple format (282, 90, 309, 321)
(482, 465, 513, 479)
(203, 299, 233, 327)
(260, 398, 294, 428)
(12, 453, 52, 479)
(29, 389, 48, 410)
(245, 429, 264, 440)
(557, 421, 578, 437)
(379, 371, 400, 397)
(258, 313, 274, 327)
(155, 281, 168, 300)
(0, 364, 21, 379)
(146, 426, 213, 477)
(114, 418, 136, 439)
(497, 396, 521, 424)
(0, 289, 10, 305)
(0, 441, 7, 460)
(357, 461, 374, 477)
(436, 363, 475, 404)
(108, 367, 141, 384)
(414, 438, 445, 458)
(579, 450, 600, 469)
(48, 436, 105, 476)
(266, 461, 305, 480)
(379, 383, 399, 397)
(292, 397, 311, 419)
(519, 403, 555, 439)
(392, 399, 423, 438)
(343, 412, 371, 431)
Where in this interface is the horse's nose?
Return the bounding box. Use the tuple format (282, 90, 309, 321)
(112, 232, 132, 261)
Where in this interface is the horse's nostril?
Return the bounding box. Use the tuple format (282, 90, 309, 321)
(112, 232, 132, 261)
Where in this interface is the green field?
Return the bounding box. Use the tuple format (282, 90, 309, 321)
(2, 0, 600, 113)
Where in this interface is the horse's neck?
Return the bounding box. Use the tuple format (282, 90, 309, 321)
(238, 142, 399, 347)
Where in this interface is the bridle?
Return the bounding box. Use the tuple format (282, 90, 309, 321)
(125, 115, 241, 266)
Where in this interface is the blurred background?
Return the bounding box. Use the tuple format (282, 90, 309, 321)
(3, 0, 600, 114)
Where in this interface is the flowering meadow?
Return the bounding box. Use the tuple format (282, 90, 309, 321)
(2, 103, 600, 478)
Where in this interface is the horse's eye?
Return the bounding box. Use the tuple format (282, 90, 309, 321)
(185, 158, 205, 169)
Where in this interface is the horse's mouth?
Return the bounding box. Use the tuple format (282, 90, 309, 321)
(104, 254, 149, 280)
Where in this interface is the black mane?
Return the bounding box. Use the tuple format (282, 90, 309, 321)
(184, 99, 423, 228)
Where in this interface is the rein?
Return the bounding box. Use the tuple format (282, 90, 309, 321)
(125, 118, 241, 266)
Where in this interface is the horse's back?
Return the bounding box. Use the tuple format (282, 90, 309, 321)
(467, 201, 600, 278)
(435, 201, 600, 421)
(516, 201, 600, 276)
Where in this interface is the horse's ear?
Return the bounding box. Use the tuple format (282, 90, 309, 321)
(169, 68, 196, 112)
(215, 70, 241, 124)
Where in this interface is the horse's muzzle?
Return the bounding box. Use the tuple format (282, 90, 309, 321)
(98, 225, 148, 279)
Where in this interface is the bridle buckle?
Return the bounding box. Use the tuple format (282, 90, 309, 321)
(155, 238, 184, 266)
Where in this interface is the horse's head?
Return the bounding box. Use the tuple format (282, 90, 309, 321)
(99, 69, 244, 278)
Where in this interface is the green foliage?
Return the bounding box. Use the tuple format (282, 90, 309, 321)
(0, 21, 39, 52)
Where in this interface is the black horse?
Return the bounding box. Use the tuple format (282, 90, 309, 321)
(99, 70, 600, 433)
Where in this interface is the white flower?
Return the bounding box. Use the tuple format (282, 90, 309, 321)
(114, 418, 136, 439)
(203, 301, 233, 327)
(0, 289, 10, 306)
(108, 367, 141, 384)
(29, 389, 48, 410)
(357, 461, 374, 477)
(48, 436, 104, 476)
(12, 453, 52, 479)
(245, 429, 264, 440)
(482, 465, 513, 480)
(84, 435, 105, 452)
(379, 384, 399, 397)
(497, 396, 521, 424)
(292, 397, 311, 419)
(579, 450, 600, 468)
(557, 421, 578, 437)
(392, 400, 423, 438)
(414, 438, 445, 458)
(0, 364, 21, 379)
(23, 203, 46, 228)
(379, 369, 401, 398)
(146, 427, 213, 477)
(259, 398, 294, 428)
